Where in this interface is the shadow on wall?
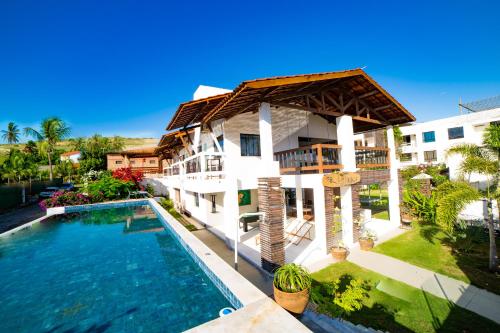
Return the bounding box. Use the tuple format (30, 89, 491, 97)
(141, 178, 168, 197)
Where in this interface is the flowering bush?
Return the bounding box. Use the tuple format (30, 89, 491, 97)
(39, 191, 95, 209)
(88, 176, 134, 200)
(112, 167, 144, 188)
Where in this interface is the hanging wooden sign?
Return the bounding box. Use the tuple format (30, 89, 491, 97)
(322, 172, 360, 187)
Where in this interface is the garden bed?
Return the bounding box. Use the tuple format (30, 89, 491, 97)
(311, 262, 500, 333)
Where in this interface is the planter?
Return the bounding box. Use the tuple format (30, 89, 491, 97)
(331, 247, 348, 261)
(273, 285, 310, 315)
(359, 238, 374, 251)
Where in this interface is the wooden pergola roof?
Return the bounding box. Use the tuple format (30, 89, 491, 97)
(167, 93, 231, 130)
(155, 126, 198, 158)
(166, 69, 415, 133)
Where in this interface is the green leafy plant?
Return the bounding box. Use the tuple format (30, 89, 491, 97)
(87, 176, 134, 200)
(311, 275, 368, 317)
(403, 191, 437, 224)
(273, 263, 312, 293)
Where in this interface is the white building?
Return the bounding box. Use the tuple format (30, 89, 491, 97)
(152, 69, 415, 271)
(60, 150, 81, 164)
(395, 100, 499, 187)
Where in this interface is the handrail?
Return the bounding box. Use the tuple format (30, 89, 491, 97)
(355, 146, 390, 168)
(274, 143, 342, 174)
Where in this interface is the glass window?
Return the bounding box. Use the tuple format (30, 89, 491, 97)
(240, 134, 261, 156)
(424, 150, 437, 162)
(448, 126, 464, 140)
(130, 160, 136, 165)
(115, 160, 122, 165)
(402, 135, 411, 145)
(149, 160, 156, 164)
(400, 153, 412, 162)
(422, 131, 435, 143)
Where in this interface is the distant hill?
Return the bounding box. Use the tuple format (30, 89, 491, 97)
(0, 137, 159, 158)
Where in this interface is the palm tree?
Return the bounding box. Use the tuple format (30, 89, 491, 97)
(447, 123, 500, 272)
(55, 160, 74, 182)
(24, 118, 70, 181)
(1, 122, 20, 144)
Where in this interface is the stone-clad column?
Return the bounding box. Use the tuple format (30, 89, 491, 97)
(258, 177, 285, 272)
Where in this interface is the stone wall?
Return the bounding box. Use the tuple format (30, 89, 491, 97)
(258, 177, 285, 272)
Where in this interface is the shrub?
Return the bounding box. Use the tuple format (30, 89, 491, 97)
(403, 191, 437, 224)
(40, 190, 92, 209)
(88, 176, 134, 200)
(112, 167, 143, 188)
(311, 275, 368, 318)
(274, 263, 311, 293)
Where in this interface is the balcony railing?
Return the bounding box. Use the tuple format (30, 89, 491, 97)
(274, 144, 342, 174)
(163, 152, 225, 180)
(355, 146, 390, 168)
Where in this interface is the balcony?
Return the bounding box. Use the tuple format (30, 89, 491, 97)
(274, 145, 390, 174)
(162, 152, 226, 192)
(274, 144, 343, 174)
(355, 146, 390, 169)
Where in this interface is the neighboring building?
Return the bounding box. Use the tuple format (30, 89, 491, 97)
(356, 96, 500, 188)
(107, 147, 161, 175)
(153, 69, 415, 271)
(60, 150, 81, 164)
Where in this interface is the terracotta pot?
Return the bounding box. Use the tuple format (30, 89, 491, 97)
(331, 247, 348, 261)
(359, 238, 374, 251)
(273, 285, 310, 315)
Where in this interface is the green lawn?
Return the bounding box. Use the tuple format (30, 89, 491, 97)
(360, 189, 389, 220)
(373, 224, 500, 295)
(312, 261, 500, 333)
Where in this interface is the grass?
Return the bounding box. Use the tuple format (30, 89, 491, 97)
(360, 188, 389, 220)
(312, 261, 500, 333)
(158, 198, 197, 232)
(373, 224, 500, 294)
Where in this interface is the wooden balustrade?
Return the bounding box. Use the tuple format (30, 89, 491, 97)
(355, 146, 390, 168)
(274, 144, 342, 174)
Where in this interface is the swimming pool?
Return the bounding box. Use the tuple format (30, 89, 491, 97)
(0, 203, 232, 333)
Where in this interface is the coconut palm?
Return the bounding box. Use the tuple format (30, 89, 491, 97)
(447, 123, 500, 272)
(24, 118, 70, 181)
(55, 160, 75, 182)
(1, 122, 20, 144)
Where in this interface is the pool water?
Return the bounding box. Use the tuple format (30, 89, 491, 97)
(0, 204, 231, 333)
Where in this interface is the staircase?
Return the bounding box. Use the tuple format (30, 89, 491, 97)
(300, 311, 386, 333)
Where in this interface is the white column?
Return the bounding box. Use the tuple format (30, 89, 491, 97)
(193, 127, 201, 152)
(222, 118, 241, 243)
(258, 102, 274, 170)
(295, 186, 304, 221)
(387, 126, 401, 226)
(313, 183, 327, 253)
(336, 115, 356, 246)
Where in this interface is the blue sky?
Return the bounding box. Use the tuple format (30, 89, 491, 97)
(1, 0, 499, 140)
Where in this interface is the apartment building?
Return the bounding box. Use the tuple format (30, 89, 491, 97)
(153, 69, 415, 271)
(370, 97, 500, 187)
(107, 147, 161, 174)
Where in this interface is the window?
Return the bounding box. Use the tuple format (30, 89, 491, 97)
(149, 160, 156, 164)
(402, 135, 411, 145)
(424, 150, 437, 162)
(448, 126, 464, 140)
(422, 131, 435, 143)
(240, 134, 261, 156)
(115, 160, 122, 165)
(400, 153, 412, 162)
(194, 193, 199, 207)
(130, 160, 136, 165)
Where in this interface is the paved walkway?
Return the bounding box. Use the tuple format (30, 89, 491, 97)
(0, 204, 44, 233)
(348, 249, 500, 324)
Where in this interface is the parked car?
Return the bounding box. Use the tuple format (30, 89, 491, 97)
(59, 183, 75, 191)
(39, 187, 60, 199)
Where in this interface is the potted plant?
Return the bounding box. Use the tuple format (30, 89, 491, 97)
(331, 199, 348, 260)
(273, 263, 311, 315)
(400, 203, 413, 229)
(359, 230, 376, 251)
